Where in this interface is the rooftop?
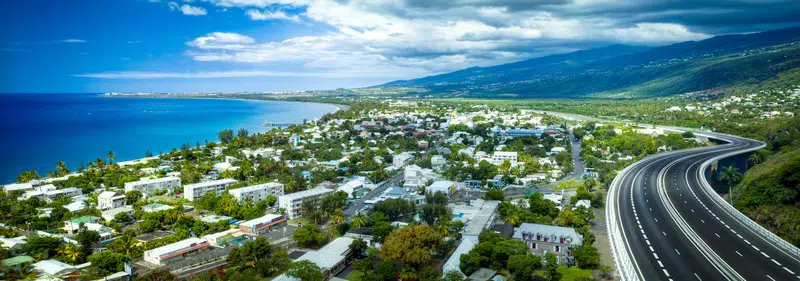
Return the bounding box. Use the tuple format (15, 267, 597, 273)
(184, 178, 237, 188)
(280, 187, 333, 200)
(240, 214, 284, 228)
(135, 231, 175, 242)
(512, 223, 583, 244)
(145, 237, 207, 259)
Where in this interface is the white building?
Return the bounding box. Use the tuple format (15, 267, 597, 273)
(228, 182, 284, 203)
(143, 237, 211, 265)
(101, 206, 134, 222)
(431, 155, 446, 168)
(492, 151, 518, 163)
(278, 187, 334, 219)
(97, 191, 126, 210)
(403, 165, 434, 188)
(239, 214, 287, 235)
(427, 181, 456, 197)
(276, 237, 354, 281)
(124, 176, 181, 197)
(2, 183, 33, 193)
(393, 152, 413, 168)
(23, 185, 82, 202)
(183, 178, 238, 201)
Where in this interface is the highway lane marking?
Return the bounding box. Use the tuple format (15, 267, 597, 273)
(772, 259, 781, 266)
(663, 269, 671, 277)
(658, 260, 664, 267)
(653, 253, 659, 259)
(715, 233, 720, 238)
(663, 231, 667, 236)
(735, 251, 742, 257)
(654, 218, 658, 223)
(767, 275, 775, 281)
(675, 249, 681, 255)
(691, 209, 695, 212)
(650, 246, 655, 252)
(701, 219, 705, 224)
(784, 267, 795, 274)
(736, 234, 742, 239)
(744, 239, 751, 244)
(761, 252, 770, 258)
(752, 245, 760, 251)
(695, 273, 702, 280)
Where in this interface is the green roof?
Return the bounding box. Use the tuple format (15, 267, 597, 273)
(143, 203, 174, 211)
(64, 216, 101, 224)
(3, 256, 33, 267)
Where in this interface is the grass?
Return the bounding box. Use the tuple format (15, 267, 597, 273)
(345, 270, 365, 281)
(366, 248, 380, 256)
(558, 266, 593, 281)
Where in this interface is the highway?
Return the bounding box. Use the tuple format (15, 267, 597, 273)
(607, 132, 800, 281)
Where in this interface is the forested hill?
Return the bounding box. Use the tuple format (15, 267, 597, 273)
(380, 26, 800, 99)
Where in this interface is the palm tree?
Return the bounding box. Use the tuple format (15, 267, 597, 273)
(55, 161, 69, 176)
(719, 165, 743, 204)
(749, 153, 762, 165)
(350, 214, 366, 229)
(115, 232, 139, 256)
(13, 262, 41, 280)
(504, 214, 520, 226)
(330, 210, 345, 226)
(107, 151, 116, 164)
(58, 243, 82, 263)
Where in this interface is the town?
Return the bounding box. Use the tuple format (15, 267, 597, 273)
(2, 100, 709, 281)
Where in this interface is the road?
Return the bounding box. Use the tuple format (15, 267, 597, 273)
(608, 131, 800, 281)
(343, 173, 403, 217)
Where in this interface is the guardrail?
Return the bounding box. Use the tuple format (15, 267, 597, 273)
(695, 134, 800, 260)
(606, 158, 647, 281)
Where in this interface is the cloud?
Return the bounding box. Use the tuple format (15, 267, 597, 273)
(58, 39, 87, 43)
(72, 70, 325, 79)
(245, 9, 301, 22)
(169, 2, 207, 15)
(203, 0, 308, 8)
(126, 40, 141, 44)
(121, 57, 133, 60)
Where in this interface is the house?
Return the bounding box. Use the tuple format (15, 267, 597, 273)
(428, 180, 456, 197)
(450, 199, 500, 237)
(441, 235, 479, 278)
(550, 147, 567, 153)
(228, 182, 285, 203)
(124, 176, 181, 197)
(431, 155, 446, 168)
(392, 152, 413, 168)
(239, 214, 287, 235)
(337, 179, 365, 198)
(101, 206, 134, 222)
(183, 178, 238, 201)
(198, 215, 233, 224)
(492, 151, 518, 163)
(2, 182, 33, 193)
(23, 185, 82, 202)
(505, 129, 543, 138)
(513, 223, 583, 265)
(403, 165, 434, 188)
(543, 193, 563, 207)
(202, 228, 245, 247)
(575, 200, 591, 209)
(98, 191, 126, 210)
(135, 231, 174, 246)
(278, 187, 335, 219)
(143, 237, 211, 265)
(32, 259, 85, 279)
(0, 236, 27, 250)
(277, 237, 355, 281)
(63, 216, 101, 234)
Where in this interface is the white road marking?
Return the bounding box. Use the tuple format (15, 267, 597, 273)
(715, 233, 720, 238)
(675, 249, 681, 255)
(772, 259, 781, 266)
(767, 275, 776, 281)
(783, 267, 795, 274)
(663, 269, 671, 277)
(663, 231, 667, 236)
(658, 260, 664, 267)
(694, 273, 702, 280)
(735, 251, 742, 257)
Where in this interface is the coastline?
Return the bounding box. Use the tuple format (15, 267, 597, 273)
(102, 94, 350, 112)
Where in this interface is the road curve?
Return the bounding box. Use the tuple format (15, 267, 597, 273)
(607, 132, 800, 281)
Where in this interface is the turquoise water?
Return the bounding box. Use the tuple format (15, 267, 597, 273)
(0, 94, 337, 184)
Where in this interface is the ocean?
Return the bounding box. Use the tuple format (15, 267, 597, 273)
(0, 93, 338, 184)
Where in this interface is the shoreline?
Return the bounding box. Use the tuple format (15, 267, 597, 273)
(103, 94, 350, 112)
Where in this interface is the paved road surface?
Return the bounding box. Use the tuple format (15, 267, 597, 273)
(608, 131, 800, 281)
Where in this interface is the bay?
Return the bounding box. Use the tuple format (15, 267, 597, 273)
(0, 93, 338, 184)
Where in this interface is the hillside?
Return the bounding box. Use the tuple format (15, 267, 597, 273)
(380, 26, 800, 99)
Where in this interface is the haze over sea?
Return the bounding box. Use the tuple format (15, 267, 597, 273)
(0, 93, 338, 184)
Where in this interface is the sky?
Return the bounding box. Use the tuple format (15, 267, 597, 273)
(1, 0, 799, 93)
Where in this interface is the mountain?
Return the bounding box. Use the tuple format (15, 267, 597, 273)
(379, 26, 800, 99)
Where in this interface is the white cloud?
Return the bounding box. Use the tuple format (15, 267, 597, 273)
(59, 39, 87, 43)
(72, 70, 325, 79)
(126, 40, 141, 44)
(245, 9, 301, 22)
(169, 2, 208, 15)
(203, 0, 307, 8)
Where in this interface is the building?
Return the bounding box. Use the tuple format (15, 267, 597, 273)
(101, 206, 134, 221)
(505, 129, 543, 138)
(63, 216, 101, 234)
(98, 191, 127, 210)
(450, 199, 500, 237)
(124, 177, 181, 197)
(2, 182, 33, 193)
(22, 185, 82, 202)
(492, 151, 518, 163)
(228, 182, 285, 203)
(278, 187, 334, 219)
(403, 165, 434, 188)
(393, 152, 413, 168)
(428, 181, 456, 197)
(290, 237, 354, 280)
(441, 235, 479, 278)
(198, 215, 232, 224)
(431, 155, 446, 168)
(513, 223, 583, 265)
(32, 259, 84, 279)
(239, 214, 287, 235)
(202, 228, 246, 247)
(183, 178, 238, 201)
(0, 236, 27, 251)
(143, 237, 211, 265)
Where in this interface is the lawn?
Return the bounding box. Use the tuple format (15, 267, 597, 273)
(558, 266, 593, 281)
(345, 270, 364, 281)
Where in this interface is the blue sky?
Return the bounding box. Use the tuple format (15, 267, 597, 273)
(2, 0, 799, 93)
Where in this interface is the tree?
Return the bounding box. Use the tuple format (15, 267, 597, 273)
(286, 260, 323, 281)
(237, 128, 249, 138)
(107, 151, 116, 164)
(349, 238, 368, 258)
(9, 262, 41, 280)
(719, 165, 743, 203)
(22, 235, 61, 260)
(544, 253, 561, 281)
(57, 243, 82, 263)
(350, 214, 367, 229)
(507, 254, 542, 281)
(485, 188, 505, 200)
(134, 269, 176, 281)
(749, 153, 762, 165)
(380, 225, 443, 268)
(55, 161, 70, 176)
(574, 244, 601, 269)
(15, 170, 41, 183)
(292, 225, 328, 248)
(126, 190, 143, 203)
(88, 251, 127, 274)
(599, 264, 614, 279)
(218, 129, 234, 144)
(443, 270, 466, 281)
(372, 221, 394, 244)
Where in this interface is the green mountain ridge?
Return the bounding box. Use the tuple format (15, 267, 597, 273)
(380, 26, 800, 99)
